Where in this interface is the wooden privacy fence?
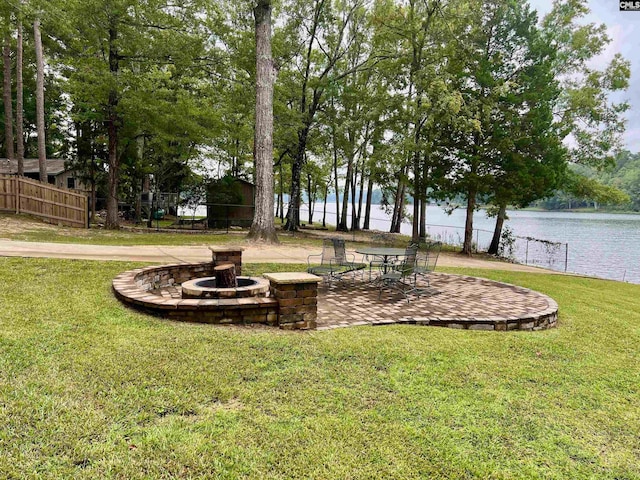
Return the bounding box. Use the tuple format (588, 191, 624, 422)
(0, 175, 88, 228)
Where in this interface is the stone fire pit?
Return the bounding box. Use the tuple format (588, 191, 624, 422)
(112, 247, 321, 329)
(181, 276, 270, 299)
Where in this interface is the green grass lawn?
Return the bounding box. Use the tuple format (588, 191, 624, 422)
(0, 257, 639, 479)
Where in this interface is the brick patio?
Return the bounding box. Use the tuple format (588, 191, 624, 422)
(316, 272, 558, 331)
(127, 268, 558, 332)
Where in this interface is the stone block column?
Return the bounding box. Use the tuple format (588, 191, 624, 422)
(209, 247, 244, 275)
(263, 273, 322, 330)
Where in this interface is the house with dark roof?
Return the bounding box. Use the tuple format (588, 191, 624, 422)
(0, 158, 86, 191)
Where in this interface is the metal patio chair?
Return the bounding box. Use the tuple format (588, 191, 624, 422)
(378, 243, 419, 303)
(413, 241, 442, 287)
(331, 238, 367, 283)
(307, 238, 366, 285)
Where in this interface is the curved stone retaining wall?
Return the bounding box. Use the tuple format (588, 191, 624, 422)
(113, 263, 280, 326)
(112, 262, 322, 330)
(132, 262, 218, 291)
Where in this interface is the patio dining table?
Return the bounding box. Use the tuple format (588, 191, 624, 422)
(355, 247, 408, 274)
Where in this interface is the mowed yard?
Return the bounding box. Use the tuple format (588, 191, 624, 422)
(0, 257, 639, 479)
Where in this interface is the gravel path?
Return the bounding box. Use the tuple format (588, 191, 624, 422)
(0, 213, 560, 273)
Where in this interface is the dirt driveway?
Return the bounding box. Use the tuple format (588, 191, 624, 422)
(0, 213, 556, 273)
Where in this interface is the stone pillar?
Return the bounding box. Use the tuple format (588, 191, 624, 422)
(209, 247, 244, 275)
(263, 272, 322, 330)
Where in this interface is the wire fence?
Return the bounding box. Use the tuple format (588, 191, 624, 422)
(158, 203, 255, 232)
(423, 223, 568, 272)
(103, 201, 255, 234)
(511, 236, 568, 272)
(427, 225, 569, 272)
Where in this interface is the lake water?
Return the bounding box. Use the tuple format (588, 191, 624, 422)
(302, 203, 640, 284)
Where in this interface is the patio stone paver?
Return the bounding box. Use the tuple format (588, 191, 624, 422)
(316, 272, 558, 331)
(144, 272, 558, 331)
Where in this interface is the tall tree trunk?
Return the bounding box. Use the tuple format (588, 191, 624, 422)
(462, 125, 482, 254)
(135, 136, 144, 223)
(233, 138, 239, 177)
(390, 185, 400, 232)
(411, 196, 420, 241)
(332, 122, 340, 228)
(16, 20, 24, 176)
(462, 184, 477, 255)
(90, 148, 96, 222)
(356, 166, 365, 228)
(363, 137, 379, 231)
(339, 137, 354, 231)
(284, 124, 312, 232)
(34, 19, 47, 182)
(248, 0, 278, 243)
(419, 197, 426, 239)
(276, 191, 282, 220)
(278, 162, 284, 220)
(91, 178, 96, 222)
(363, 176, 373, 230)
(338, 154, 352, 231)
(487, 203, 507, 255)
(394, 185, 406, 234)
(322, 183, 328, 227)
(284, 142, 304, 231)
(349, 155, 359, 231)
(410, 105, 426, 242)
(419, 164, 428, 239)
(284, 1, 322, 233)
(75, 119, 90, 207)
(390, 165, 407, 233)
(3, 35, 15, 163)
(106, 110, 119, 228)
(307, 172, 313, 224)
(411, 151, 420, 242)
(105, 23, 120, 229)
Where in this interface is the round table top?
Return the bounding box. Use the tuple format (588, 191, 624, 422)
(355, 247, 408, 256)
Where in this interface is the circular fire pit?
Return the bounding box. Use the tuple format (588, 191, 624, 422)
(181, 276, 270, 299)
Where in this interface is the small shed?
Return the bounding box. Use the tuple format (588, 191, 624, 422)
(206, 177, 255, 229)
(0, 158, 87, 191)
